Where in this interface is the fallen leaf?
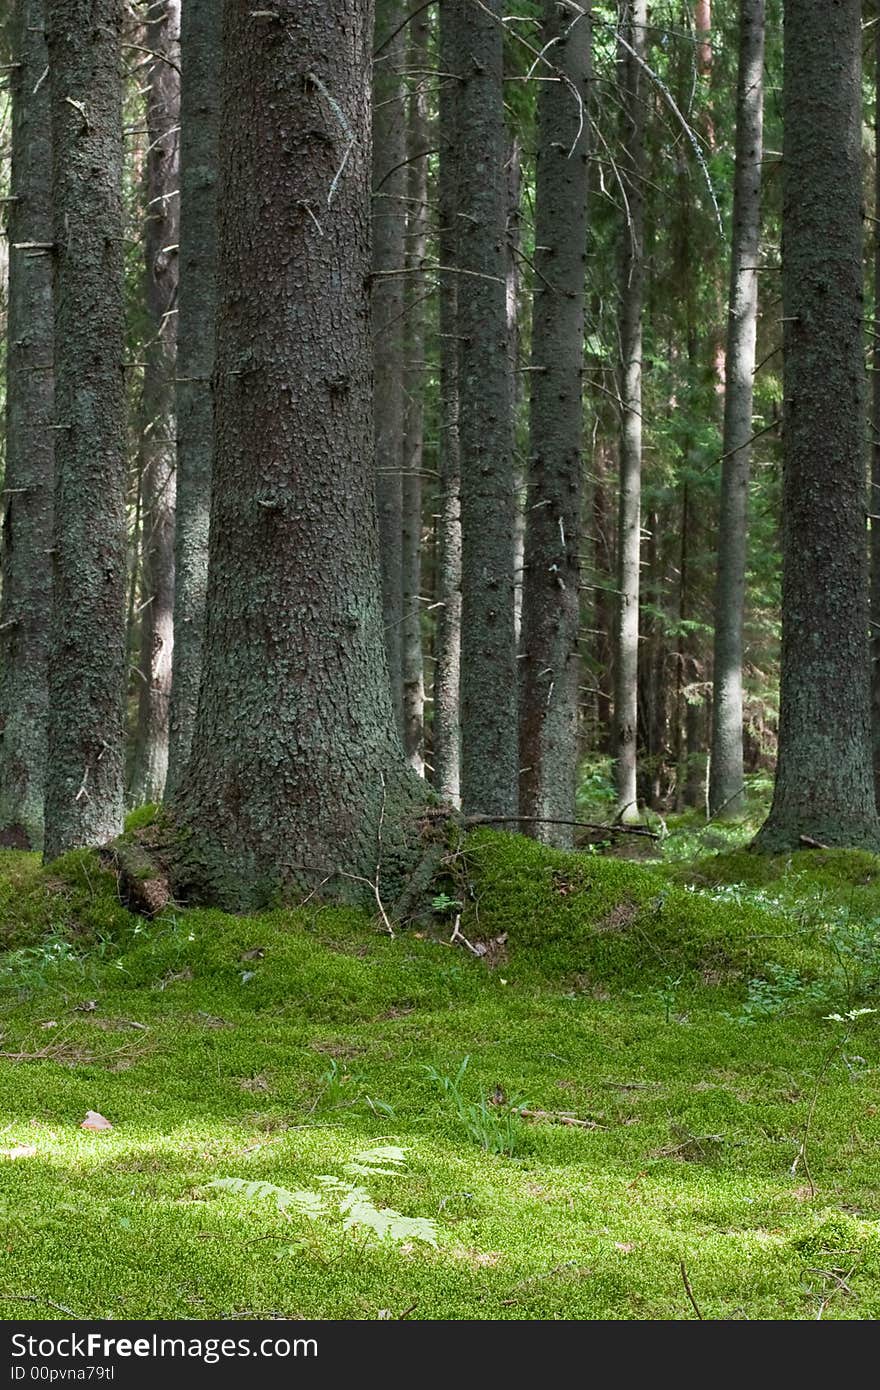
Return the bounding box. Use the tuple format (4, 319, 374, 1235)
(0, 1145, 36, 1160)
(614, 1242, 636, 1254)
(80, 1111, 113, 1131)
(39, 1021, 58, 1030)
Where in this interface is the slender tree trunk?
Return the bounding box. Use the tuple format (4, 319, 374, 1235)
(518, 1, 590, 846)
(591, 434, 615, 751)
(709, 0, 764, 819)
(695, 0, 712, 75)
(166, 0, 220, 798)
(401, 12, 430, 777)
(613, 0, 646, 825)
(433, 0, 462, 806)
(756, 0, 880, 851)
(130, 0, 181, 807)
(373, 0, 407, 730)
(643, 507, 667, 807)
(457, 0, 518, 818)
(170, 0, 425, 911)
(43, 0, 127, 861)
(0, 0, 54, 850)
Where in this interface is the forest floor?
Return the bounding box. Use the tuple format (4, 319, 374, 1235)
(2, 819, 880, 1320)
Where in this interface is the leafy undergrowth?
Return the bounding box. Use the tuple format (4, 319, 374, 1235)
(2, 832, 880, 1320)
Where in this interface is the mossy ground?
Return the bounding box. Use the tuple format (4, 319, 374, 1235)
(2, 826, 880, 1320)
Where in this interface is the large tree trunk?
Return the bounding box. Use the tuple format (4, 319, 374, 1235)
(457, 0, 518, 818)
(130, 0, 181, 807)
(755, 0, 880, 852)
(518, 1, 590, 847)
(709, 0, 764, 820)
(166, 0, 220, 799)
(373, 0, 407, 730)
(169, 0, 425, 911)
(613, 0, 646, 825)
(0, 0, 54, 851)
(401, 11, 430, 777)
(873, 10, 880, 808)
(433, 0, 463, 806)
(43, 0, 127, 862)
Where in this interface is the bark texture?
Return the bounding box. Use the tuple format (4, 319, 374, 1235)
(873, 9, 880, 808)
(0, 0, 54, 850)
(166, 0, 220, 798)
(756, 0, 880, 851)
(401, 12, 430, 777)
(170, 0, 425, 911)
(130, 0, 181, 806)
(457, 0, 518, 818)
(373, 0, 407, 729)
(518, 1, 590, 847)
(433, 0, 463, 806)
(43, 0, 127, 861)
(709, 0, 764, 819)
(613, 0, 646, 825)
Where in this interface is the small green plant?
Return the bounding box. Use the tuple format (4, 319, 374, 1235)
(207, 1146, 437, 1249)
(431, 892, 462, 914)
(655, 973, 685, 1024)
(311, 1058, 394, 1118)
(0, 932, 85, 992)
(425, 1056, 526, 1157)
(732, 965, 831, 1025)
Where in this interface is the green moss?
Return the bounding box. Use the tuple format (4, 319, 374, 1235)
(123, 803, 160, 835)
(459, 829, 808, 984)
(2, 834, 880, 1319)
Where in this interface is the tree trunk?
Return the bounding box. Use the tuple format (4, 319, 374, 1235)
(507, 137, 525, 649)
(709, 0, 764, 820)
(457, 0, 518, 818)
(43, 0, 127, 862)
(613, 0, 646, 825)
(401, 12, 430, 777)
(166, 0, 220, 798)
(130, 0, 181, 807)
(169, 0, 425, 911)
(755, 0, 880, 852)
(433, 0, 462, 806)
(591, 434, 615, 751)
(873, 8, 880, 807)
(373, 0, 407, 730)
(518, 1, 590, 847)
(0, 0, 54, 851)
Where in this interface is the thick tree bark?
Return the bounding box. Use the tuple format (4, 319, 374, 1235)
(373, 0, 407, 729)
(873, 10, 880, 808)
(401, 13, 430, 777)
(518, 1, 590, 847)
(457, 0, 518, 818)
(130, 0, 181, 807)
(507, 137, 525, 649)
(613, 0, 646, 825)
(166, 0, 220, 798)
(756, 0, 880, 851)
(0, 0, 54, 850)
(433, 0, 462, 806)
(169, 0, 425, 911)
(43, 0, 127, 862)
(709, 0, 764, 819)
